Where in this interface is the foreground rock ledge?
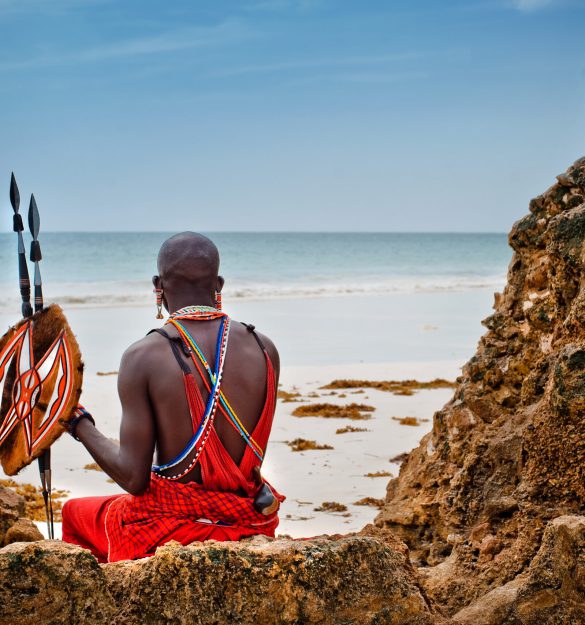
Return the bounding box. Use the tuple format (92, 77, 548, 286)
(0, 533, 436, 625)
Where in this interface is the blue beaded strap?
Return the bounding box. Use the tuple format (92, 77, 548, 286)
(172, 320, 264, 462)
(152, 317, 229, 473)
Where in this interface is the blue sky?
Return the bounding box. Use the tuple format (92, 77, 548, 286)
(0, 0, 583, 232)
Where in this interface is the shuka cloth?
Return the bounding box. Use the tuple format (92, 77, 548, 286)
(62, 344, 283, 563)
(62, 476, 283, 563)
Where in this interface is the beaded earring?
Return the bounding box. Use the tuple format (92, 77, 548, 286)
(153, 287, 164, 319)
(214, 291, 222, 311)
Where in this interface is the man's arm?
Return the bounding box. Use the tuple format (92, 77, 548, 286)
(73, 343, 156, 495)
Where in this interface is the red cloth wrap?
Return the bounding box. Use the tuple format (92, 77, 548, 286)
(107, 473, 283, 561)
(62, 349, 283, 563)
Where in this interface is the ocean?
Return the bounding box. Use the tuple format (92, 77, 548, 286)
(0, 232, 511, 312)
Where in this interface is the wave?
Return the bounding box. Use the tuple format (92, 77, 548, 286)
(0, 274, 507, 313)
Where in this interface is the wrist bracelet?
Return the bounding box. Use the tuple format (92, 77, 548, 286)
(68, 408, 96, 441)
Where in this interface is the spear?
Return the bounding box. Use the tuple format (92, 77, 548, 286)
(28, 194, 43, 314)
(9, 174, 32, 319)
(27, 192, 53, 539)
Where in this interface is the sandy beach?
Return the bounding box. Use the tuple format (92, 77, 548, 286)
(11, 359, 460, 539)
(1, 293, 475, 540)
(0, 237, 497, 540)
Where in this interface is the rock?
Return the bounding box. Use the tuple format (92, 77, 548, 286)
(0, 541, 115, 625)
(449, 515, 585, 625)
(478, 535, 502, 559)
(376, 156, 585, 615)
(0, 535, 437, 625)
(0, 486, 25, 545)
(4, 518, 43, 545)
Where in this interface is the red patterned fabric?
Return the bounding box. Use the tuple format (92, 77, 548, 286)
(61, 495, 114, 562)
(63, 350, 284, 563)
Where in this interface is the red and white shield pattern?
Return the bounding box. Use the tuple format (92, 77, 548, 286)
(0, 320, 75, 458)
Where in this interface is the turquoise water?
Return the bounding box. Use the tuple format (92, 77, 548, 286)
(0, 232, 511, 312)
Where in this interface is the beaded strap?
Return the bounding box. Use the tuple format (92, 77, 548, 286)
(152, 317, 230, 479)
(170, 319, 264, 461)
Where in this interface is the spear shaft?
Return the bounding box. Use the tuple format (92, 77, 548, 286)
(10, 174, 32, 319)
(28, 194, 43, 313)
(27, 192, 53, 539)
(9, 174, 53, 539)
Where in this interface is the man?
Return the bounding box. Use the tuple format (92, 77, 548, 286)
(61, 232, 283, 563)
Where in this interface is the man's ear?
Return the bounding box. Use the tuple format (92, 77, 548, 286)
(153, 275, 162, 289)
(216, 275, 225, 293)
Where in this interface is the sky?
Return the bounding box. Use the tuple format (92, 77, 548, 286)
(0, 0, 583, 232)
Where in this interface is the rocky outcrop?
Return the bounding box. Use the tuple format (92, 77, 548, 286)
(376, 156, 585, 618)
(0, 532, 436, 625)
(0, 486, 23, 543)
(3, 518, 43, 544)
(0, 486, 42, 546)
(450, 515, 585, 625)
(0, 540, 114, 625)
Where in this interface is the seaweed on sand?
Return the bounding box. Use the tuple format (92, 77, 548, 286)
(286, 438, 333, 452)
(292, 403, 375, 420)
(320, 378, 456, 396)
(0, 478, 68, 522)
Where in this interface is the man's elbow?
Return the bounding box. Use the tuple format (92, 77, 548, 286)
(125, 474, 150, 496)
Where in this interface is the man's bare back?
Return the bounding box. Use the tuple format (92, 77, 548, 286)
(71, 232, 279, 495)
(119, 318, 280, 488)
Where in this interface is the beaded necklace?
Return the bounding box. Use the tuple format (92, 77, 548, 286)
(170, 305, 225, 321)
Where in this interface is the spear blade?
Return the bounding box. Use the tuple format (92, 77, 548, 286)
(28, 194, 40, 239)
(9, 173, 32, 318)
(9, 172, 20, 213)
(28, 194, 43, 312)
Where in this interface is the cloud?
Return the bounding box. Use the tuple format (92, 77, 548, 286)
(0, 19, 251, 71)
(459, 0, 567, 14)
(0, 0, 112, 15)
(510, 0, 558, 11)
(282, 69, 429, 88)
(213, 51, 431, 78)
(246, 0, 292, 10)
(330, 71, 429, 85)
(244, 0, 326, 12)
(78, 20, 248, 62)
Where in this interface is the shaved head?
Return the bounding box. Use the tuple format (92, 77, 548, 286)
(157, 232, 220, 292)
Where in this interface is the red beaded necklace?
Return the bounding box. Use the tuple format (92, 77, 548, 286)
(169, 305, 225, 322)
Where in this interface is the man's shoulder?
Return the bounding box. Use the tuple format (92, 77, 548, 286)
(120, 331, 166, 370)
(230, 318, 273, 344)
(230, 319, 279, 369)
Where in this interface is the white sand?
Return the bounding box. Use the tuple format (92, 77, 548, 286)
(19, 360, 461, 540)
(0, 292, 487, 540)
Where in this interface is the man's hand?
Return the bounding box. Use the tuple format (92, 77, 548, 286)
(62, 405, 95, 440)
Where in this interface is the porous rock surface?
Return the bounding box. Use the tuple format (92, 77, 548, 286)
(0, 531, 436, 625)
(376, 156, 585, 621)
(0, 487, 42, 546)
(450, 515, 585, 625)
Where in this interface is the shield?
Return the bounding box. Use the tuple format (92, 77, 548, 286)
(0, 304, 83, 475)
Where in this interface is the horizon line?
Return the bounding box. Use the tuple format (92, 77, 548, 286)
(0, 229, 510, 235)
